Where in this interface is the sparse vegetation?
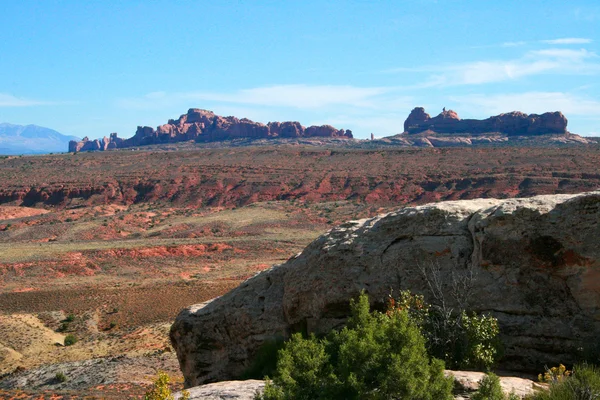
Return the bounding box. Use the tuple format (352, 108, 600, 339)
(472, 373, 519, 400)
(412, 260, 503, 371)
(1, 146, 600, 397)
(144, 371, 190, 400)
(538, 364, 572, 384)
(393, 289, 502, 371)
(527, 364, 600, 400)
(64, 334, 77, 346)
(54, 371, 67, 383)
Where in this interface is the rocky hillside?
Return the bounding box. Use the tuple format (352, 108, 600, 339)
(404, 107, 568, 136)
(69, 109, 353, 152)
(170, 191, 600, 386)
(2, 146, 600, 209)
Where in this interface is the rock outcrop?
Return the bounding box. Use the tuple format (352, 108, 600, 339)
(404, 107, 568, 135)
(174, 380, 265, 400)
(68, 109, 353, 152)
(174, 373, 539, 399)
(171, 191, 600, 387)
(374, 132, 594, 147)
(446, 370, 540, 399)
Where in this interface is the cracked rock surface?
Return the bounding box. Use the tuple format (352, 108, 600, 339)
(171, 191, 600, 387)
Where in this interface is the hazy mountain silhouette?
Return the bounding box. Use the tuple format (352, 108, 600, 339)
(0, 123, 79, 155)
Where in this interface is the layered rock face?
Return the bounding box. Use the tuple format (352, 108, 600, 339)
(171, 191, 600, 387)
(68, 109, 353, 152)
(404, 107, 568, 135)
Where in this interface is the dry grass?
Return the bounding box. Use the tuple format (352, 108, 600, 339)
(1, 144, 599, 397)
(0, 199, 358, 396)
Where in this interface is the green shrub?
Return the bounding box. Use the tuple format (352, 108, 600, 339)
(55, 371, 67, 383)
(394, 290, 501, 370)
(258, 292, 454, 400)
(461, 311, 501, 370)
(144, 371, 190, 400)
(527, 364, 600, 400)
(472, 373, 519, 400)
(64, 334, 77, 346)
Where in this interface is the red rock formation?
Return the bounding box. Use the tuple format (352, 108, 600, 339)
(267, 121, 304, 138)
(69, 109, 353, 152)
(404, 107, 568, 136)
(305, 125, 351, 138)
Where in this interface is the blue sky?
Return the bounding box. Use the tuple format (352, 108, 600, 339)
(1, 0, 599, 139)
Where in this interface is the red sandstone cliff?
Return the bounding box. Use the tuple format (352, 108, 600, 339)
(69, 109, 353, 152)
(404, 107, 568, 136)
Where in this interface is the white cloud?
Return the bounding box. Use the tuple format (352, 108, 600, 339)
(0, 93, 47, 107)
(193, 85, 392, 109)
(388, 47, 600, 86)
(116, 84, 413, 111)
(449, 92, 600, 116)
(541, 38, 593, 45)
(463, 48, 600, 84)
(528, 48, 596, 59)
(502, 41, 527, 47)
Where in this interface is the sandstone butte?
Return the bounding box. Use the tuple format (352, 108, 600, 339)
(68, 109, 353, 152)
(170, 191, 600, 387)
(404, 107, 568, 135)
(69, 107, 574, 152)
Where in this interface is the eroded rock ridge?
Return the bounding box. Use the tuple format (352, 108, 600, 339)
(404, 107, 568, 135)
(69, 109, 353, 152)
(171, 191, 600, 387)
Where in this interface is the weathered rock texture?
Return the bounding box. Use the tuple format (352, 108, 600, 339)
(446, 370, 540, 399)
(404, 107, 568, 135)
(174, 380, 265, 400)
(171, 191, 600, 387)
(68, 109, 352, 152)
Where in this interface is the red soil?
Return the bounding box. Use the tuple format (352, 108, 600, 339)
(0, 147, 598, 209)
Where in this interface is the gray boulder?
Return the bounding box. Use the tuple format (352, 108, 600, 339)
(171, 191, 600, 387)
(175, 379, 265, 400)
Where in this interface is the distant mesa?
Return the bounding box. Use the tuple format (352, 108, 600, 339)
(69, 109, 353, 152)
(404, 107, 568, 136)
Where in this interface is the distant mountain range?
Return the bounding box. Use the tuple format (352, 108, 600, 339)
(0, 123, 79, 155)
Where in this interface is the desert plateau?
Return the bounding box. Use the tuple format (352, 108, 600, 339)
(0, 138, 599, 398)
(3, 1, 600, 399)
